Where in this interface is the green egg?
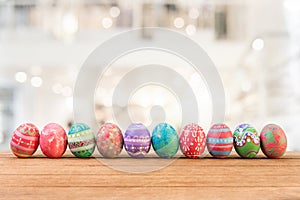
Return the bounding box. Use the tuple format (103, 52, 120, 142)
(233, 124, 260, 158)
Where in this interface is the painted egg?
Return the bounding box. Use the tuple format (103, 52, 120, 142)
(260, 124, 287, 158)
(40, 123, 67, 158)
(179, 123, 206, 158)
(68, 123, 96, 158)
(207, 123, 233, 158)
(233, 124, 260, 158)
(151, 123, 179, 158)
(96, 123, 124, 158)
(10, 123, 40, 158)
(124, 123, 151, 158)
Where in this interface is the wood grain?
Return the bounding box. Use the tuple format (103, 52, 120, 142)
(0, 151, 299, 199)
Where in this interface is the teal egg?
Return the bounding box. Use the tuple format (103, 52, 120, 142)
(68, 123, 96, 158)
(151, 123, 179, 158)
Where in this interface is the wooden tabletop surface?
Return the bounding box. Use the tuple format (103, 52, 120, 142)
(0, 151, 299, 200)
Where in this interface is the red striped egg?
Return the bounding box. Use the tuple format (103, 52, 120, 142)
(207, 123, 233, 158)
(179, 123, 206, 158)
(10, 123, 40, 157)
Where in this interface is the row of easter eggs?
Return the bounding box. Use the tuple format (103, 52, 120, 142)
(10, 122, 287, 159)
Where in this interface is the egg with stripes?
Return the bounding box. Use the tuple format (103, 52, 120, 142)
(124, 123, 151, 158)
(207, 123, 233, 158)
(10, 123, 40, 158)
(68, 123, 96, 158)
(233, 123, 260, 158)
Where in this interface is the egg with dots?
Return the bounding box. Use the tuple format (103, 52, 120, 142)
(179, 123, 206, 158)
(40, 123, 67, 158)
(207, 123, 233, 158)
(151, 123, 179, 158)
(233, 123, 260, 158)
(10, 123, 40, 158)
(68, 123, 96, 158)
(260, 124, 287, 158)
(96, 123, 124, 158)
(124, 123, 151, 158)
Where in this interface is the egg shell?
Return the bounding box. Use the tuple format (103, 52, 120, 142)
(207, 123, 233, 158)
(151, 123, 179, 158)
(179, 123, 206, 158)
(40, 123, 67, 158)
(233, 124, 260, 158)
(260, 124, 287, 158)
(10, 123, 40, 158)
(68, 123, 96, 158)
(124, 123, 151, 158)
(96, 123, 124, 158)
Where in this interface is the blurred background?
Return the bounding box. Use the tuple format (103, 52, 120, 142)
(0, 0, 299, 151)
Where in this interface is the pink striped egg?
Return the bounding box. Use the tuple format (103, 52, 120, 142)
(207, 123, 233, 158)
(10, 123, 40, 157)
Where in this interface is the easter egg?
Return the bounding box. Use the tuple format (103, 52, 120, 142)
(10, 123, 40, 157)
(124, 123, 151, 158)
(151, 123, 179, 158)
(207, 123, 233, 158)
(68, 123, 96, 158)
(40, 123, 67, 158)
(260, 124, 287, 158)
(96, 123, 124, 158)
(179, 123, 206, 158)
(233, 124, 260, 158)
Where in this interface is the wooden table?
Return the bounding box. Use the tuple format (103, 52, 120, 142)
(0, 151, 299, 199)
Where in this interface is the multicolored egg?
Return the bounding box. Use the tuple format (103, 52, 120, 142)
(179, 123, 206, 158)
(151, 123, 179, 158)
(40, 123, 67, 158)
(68, 123, 96, 158)
(233, 124, 260, 158)
(10, 123, 40, 158)
(260, 124, 287, 158)
(96, 123, 124, 158)
(207, 123, 233, 158)
(124, 123, 151, 158)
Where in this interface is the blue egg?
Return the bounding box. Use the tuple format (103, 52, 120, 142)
(151, 123, 179, 158)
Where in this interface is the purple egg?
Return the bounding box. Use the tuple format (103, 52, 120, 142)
(124, 123, 151, 158)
